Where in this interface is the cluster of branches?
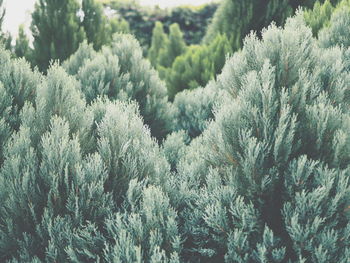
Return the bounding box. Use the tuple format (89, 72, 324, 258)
(0, 0, 350, 262)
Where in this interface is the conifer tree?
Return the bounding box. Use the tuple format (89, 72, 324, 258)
(63, 40, 96, 76)
(82, 0, 129, 50)
(0, 0, 11, 50)
(163, 130, 189, 171)
(0, 59, 171, 261)
(103, 185, 181, 262)
(203, 0, 292, 51)
(148, 21, 168, 67)
(2, 2, 350, 263)
(318, 0, 350, 48)
(65, 34, 174, 140)
(82, 0, 110, 50)
(158, 23, 187, 69)
(304, 0, 335, 35)
(172, 81, 226, 138)
(109, 16, 130, 36)
(30, 65, 93, 145)
(172, 14, 350, 261)
(14, 24, 31, 60)
(166, 34, 231, 99)
(31, 0, 86, 72)
(0, 47, 41, 163)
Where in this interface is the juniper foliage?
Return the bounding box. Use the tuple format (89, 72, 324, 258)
(171, 14, 350, 262)
(65, 34, 174, 140)
(1, 5, 350, 263)
(0, 67, 170, 261)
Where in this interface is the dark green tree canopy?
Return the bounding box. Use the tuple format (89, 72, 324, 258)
(166, 34, 232, 99)
(31, 0, 86, 72)
(14, 24, 31, 60)
(82, 0, 130, 50)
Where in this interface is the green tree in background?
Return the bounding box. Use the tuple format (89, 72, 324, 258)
(14, 24, 31, 60)
(160, 0, 343, 100)
(82, 0, 129, 50)
(304, 0, 347, 37)
(148, 21, 168, 67)
(0, 0, 11, 51)
(101, 0, 218, 48)
(304, 0, 335, 35)
(158, 23, 187, 69)
(204, 0, 292, 50)
(318, 0, 350, 48)
(204, 0, 341, 51)
(109, 16, 130, 35)
(166, 34, 231, 100)
(82, 0, 110, 50)
(31, 0, 86, 72)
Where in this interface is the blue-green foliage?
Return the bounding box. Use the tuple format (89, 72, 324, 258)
(0, 81, 171, 261)
(64, 34, 174, 140)
(169, 13, 350, 262)
(172, 81, 226, 138)
(0, 48, 41, 163)
(1, 4, 350, 263)
(0, 38, 174, 261)
(162, 130, 190, 171)
(318, 3, 350, 48)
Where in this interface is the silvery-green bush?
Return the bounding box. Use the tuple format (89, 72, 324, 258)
(64, 34, 174, 141)
(1, 9, 350, 263)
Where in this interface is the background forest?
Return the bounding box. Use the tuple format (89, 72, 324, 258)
(0, 0, 350, 262)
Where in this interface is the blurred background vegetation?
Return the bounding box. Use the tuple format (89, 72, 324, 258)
(0, 0, 344, 100)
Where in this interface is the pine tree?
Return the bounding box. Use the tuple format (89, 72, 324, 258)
(31, 0, 86, 72)
(14, 24, 31, 60)
(148, 21, 168, 67)
(2, 2, 350, 263)
(82, 0, 129, 50)
(166, 34, 231, 99)
(0, 47, 41, 163)
(318, 0, 350, 48)
(109, 16, 130, 37)
(163, 130, 189, 171)
(0, 0, 11, 51)
(203, 0, 292, 51)
(63, 40, 97, 76)
(304, 0, 335, 36)
(158, 23, 187, 69)
(82, 0, 110, 50)
(103, 185, 181, 262)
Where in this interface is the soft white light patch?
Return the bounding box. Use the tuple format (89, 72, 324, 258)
(3, 0, 36, 37)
